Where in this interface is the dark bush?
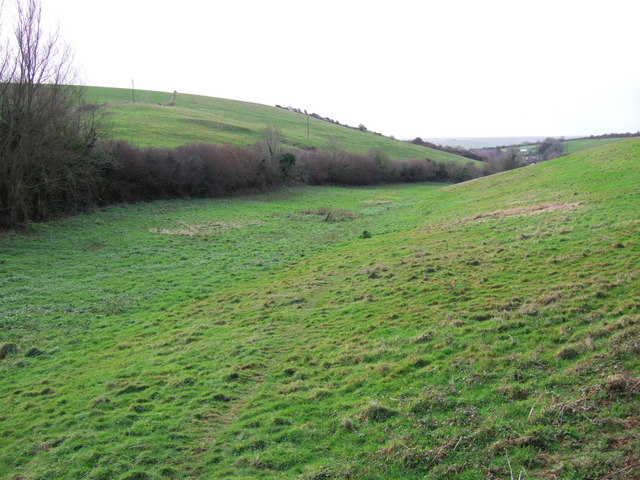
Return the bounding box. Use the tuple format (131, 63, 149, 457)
(329, 153, 381, 185)
(279, 152, 297, 179)
(298, 150, 334, 185)
(537, 137, 565, 161)
(104, 142, 269, 203)
(395, 159, 437, 182)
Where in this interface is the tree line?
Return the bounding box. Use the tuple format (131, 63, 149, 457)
(99, 135, 487, 206)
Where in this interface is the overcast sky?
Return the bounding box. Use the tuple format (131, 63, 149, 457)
(36, 0, 640, 138)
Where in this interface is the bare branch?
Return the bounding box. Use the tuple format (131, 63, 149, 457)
(0, 0, 104, 227)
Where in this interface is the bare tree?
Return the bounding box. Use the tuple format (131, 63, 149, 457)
(325, 136, 346, 164)
(0, 0, 103, 227)
(259, 125, 284, 165)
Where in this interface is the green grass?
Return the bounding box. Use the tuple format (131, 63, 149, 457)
(84, 86, 473, 164)
(562, 137, 629, 155)
(1, 139, 639, 479)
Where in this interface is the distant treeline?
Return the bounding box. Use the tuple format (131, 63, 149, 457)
(573, 132, 640, 141)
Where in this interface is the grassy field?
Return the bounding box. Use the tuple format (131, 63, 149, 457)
(562, 137, 629, 155)
(84, 86, 472, 164)
(1, 139, 639, 479)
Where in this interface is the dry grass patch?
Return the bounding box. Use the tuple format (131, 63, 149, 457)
(83, 241, 106, 252)
(299, 208, 359, 222)
(150, 220, 261, 236)
(412, 330, 434, 344)
(359, 199, 392, 206)
(357, 265, 390, 279)
(456, 202, 584, 224)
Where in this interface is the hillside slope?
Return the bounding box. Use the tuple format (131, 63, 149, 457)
(1, 140, 638, 479)
(84, 86, 472, 164)
(563, 137, 629, 155)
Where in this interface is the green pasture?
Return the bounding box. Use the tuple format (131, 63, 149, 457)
(562, 137, 628, 155)
(1, 139, 638, 479)
(84, 86, 472, 164)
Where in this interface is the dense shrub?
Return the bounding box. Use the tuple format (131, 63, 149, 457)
(297, 150, 333, 185)
(330, 153, 381, 185)
(98, 140, 490, 207)
(99, 141, 488, 208)
(395, 159, 437, 182)
(537, 138, 565, 161)
(299, 150, 452, 186)
(475, 149, 525, 173)
(104, 143, 269, 202)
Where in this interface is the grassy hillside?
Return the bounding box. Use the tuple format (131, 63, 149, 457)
(563, 137, 628, 155)
(84, 86, 472, 164)
(517, 138, 628, 157)
(1, 139, 638, 479)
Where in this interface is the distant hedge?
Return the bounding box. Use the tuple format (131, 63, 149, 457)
(2, 138, 509, 229)
(99, 142, 484, 205)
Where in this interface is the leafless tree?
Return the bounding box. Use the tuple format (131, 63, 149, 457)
(325, 136, 346, 163)
(259, 126, 283, 164)
(0, 0, 103, 227)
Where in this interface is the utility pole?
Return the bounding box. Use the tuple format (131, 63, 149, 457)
(307, 114, 310, 139)
(131, 79, 135, 103)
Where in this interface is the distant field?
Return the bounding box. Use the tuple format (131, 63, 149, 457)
(473, 137, 631, 159)
(2, 139, 638, 479)
(85, 86, 472, 164)
(563, 137, 629, 154)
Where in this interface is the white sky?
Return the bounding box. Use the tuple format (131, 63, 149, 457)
(34, 0, 640, 137)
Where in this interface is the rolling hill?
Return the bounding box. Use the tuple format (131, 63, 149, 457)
(1, 139, 638, 479)
(83, 86, 473, 164)
(562, 137, 630, 155)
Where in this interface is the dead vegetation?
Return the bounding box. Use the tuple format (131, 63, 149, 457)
(359, 200, 392, 206)
(299, 208, 359, 222)
(412, 330, 435, 344)
(357, 265, 390, 279)
(456, 202, 584, 224)
(545, 373, 639, 419)
(150, 220, 261, 236)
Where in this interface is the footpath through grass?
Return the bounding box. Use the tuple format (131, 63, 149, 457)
(1, 140, 639, 479)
